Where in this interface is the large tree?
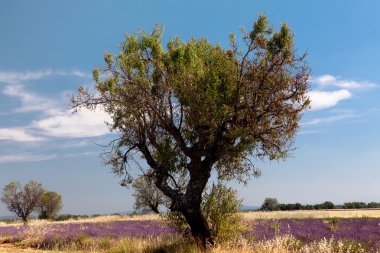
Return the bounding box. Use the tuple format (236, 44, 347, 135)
(72, 15, 310, 247)
(1, 181, 44, 225)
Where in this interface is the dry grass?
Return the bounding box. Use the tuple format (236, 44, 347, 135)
(241, 209, 380, 220)
(212, 235, 368, 253)
(0, 235, 367, 253)
(0, 214, 160, 227)
(2, 209, 380, 227)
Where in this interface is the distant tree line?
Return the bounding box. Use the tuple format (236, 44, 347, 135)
(260, 198, 380, 211)
(341, 202, 380, 209)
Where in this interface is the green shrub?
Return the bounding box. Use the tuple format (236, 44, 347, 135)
(162, 211, 192, 238)
(202, 183, 245, 243)
(162, 183, 245, 244)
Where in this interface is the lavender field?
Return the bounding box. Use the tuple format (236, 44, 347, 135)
(1, 216, 380, 252)
(246, 218, 380, 252)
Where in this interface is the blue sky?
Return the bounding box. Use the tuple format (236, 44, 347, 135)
(1, 0, 380, 215)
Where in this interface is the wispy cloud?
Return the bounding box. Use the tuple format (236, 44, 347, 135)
(2, 83, 111, 141)
(312, 75, 377, 89)
(32, 108, 111, 138)
(308, 89, 352, 110)
(298, 130, 324, 135)
(55, 70, 90, 78)
(0, 154, 56, 163)
(0, 69, 90, 84)
(63, 151, 100, 158)
(3, 85, 58, 113)
(303, 113, 355, 126)
(60, 140, 92, 148)
(0, 128, 44, 142)
(0, 70, 53, 84)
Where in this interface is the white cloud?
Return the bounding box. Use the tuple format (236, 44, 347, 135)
(298, 130, 324, 135)
(303, 114, 355, 126)
(63, 151, 99, 158)
(60, 140, 92, 148)
(0, 69, 90, 84)
(32, 108, 111, 138)
(2, 83, 111, 140)
(312, 75, 377, 89)
(0, 128, 44, 142)
(0, 154, 56, 163)
(308, 89, 352, 110)
(0, 70, 53, 84)
(3, 85, 58, 113)
(55, 70, 90, 78)
(0, 69, 110, 143)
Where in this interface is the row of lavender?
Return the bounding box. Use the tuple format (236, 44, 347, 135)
(1, 218, 380, 251)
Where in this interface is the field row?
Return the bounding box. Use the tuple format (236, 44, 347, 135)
(1, 214, 380, 252)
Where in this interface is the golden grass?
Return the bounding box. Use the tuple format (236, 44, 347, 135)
(241, 208, 380, 220)
(0, 214, 160, 227)
(0, 235, 363, 253)
(2, 209, 380, 227)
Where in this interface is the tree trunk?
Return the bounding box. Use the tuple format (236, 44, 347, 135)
(183, 208, 214, 249)
(22, 216, 28, 226)
(151, 205, 160, 214)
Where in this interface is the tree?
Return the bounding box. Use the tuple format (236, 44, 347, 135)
(72, 15, 310, 247)
(37, 191, 63, 220)
(132, 175, 169, 213)
(343, 202, 366, 209)
(367, 202, 380, 208)
(1, 181, 44, 225)
(320, 201, 334, 209)
(261, 197, 280, 211)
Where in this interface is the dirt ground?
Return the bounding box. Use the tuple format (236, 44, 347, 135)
(0, 244, 52, 253)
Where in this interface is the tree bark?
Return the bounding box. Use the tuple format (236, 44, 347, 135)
(183, 207, 214, 249)
(151, 204, 160, 214)
(21, 216, 28, 226)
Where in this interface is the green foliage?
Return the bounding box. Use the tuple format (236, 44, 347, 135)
(38, 191, 63, 220)
(54, 214, 99, 221)
(320, 201, 335, 209)
(73, 16, 310, 187)
(73, 16, 310, 246)
(278, 203, 302, 211)
(132, 175, 169, 214)
(1, 180, 44, 223)
(162, 211, 192, 238)
(343, 202, 367, 209)
(322, 217, 341, 232)
(261, 198, 280, 211)
(260, 199, 380, 211)
(1, 181, 64, 223)
(202, 183, 245, 243)
(163, 183, 245, 244)
(367, 202, 380, 208)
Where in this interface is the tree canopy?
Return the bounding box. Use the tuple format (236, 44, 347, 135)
(37, 191, 63, 220)
(132, 175, 169, 214)
(72, 15, 310, 247)
(1, 181, 44, 224)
